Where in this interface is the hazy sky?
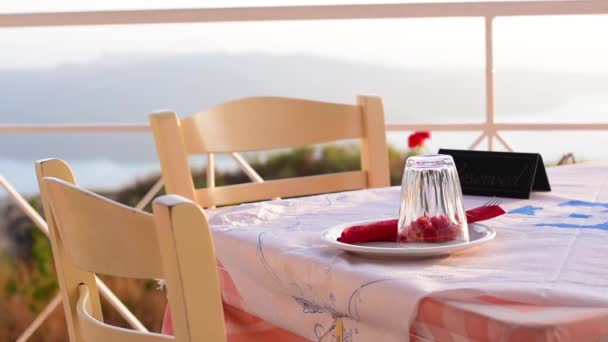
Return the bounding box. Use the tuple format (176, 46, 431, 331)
(1, 0, 607, 72)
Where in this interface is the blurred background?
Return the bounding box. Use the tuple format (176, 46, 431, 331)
(1, 0, 607, 340)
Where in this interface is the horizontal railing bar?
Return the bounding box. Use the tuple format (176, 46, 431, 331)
(386, 123, 608, 131)
(493, 123, 608, 131)
(2, 122, 608, 134)
(1, 1, 607, 28)
(386, 123, 486, 131)
(0, 124, 150, 133)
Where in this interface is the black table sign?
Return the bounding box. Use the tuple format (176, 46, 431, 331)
(438, 149, 551, 199)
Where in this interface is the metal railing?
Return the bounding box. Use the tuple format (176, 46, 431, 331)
(1, 0, 608, 340)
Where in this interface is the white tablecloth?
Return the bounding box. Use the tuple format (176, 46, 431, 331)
(207, 162, 608, 341)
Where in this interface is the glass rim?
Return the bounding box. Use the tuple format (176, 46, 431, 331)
(406, 154, 454, 167)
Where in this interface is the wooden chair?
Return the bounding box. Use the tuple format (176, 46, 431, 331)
(150, 96, 390, 207)
(35, 158, 225, 342)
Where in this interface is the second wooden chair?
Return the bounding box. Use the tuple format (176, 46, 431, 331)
(150, 96, 390, 208)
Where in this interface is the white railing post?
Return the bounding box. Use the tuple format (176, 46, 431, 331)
(207, 153, 216, 189)
(207, 153, 216, 208)
(485, 15, 497, 151)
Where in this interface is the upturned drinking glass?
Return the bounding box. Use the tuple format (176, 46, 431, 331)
(397, 154, 469, 243)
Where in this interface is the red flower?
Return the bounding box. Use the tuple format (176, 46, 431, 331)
(407, 131, 431, 148)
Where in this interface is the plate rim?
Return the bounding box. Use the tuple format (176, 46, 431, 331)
(320, 218, 496, 256)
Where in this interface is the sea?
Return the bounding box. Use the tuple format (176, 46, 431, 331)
(2, 77, 608, 195)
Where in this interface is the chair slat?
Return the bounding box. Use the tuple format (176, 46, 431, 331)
(181, 97, 363, 153)
(195, 171, 367, 207)
(44, 178, 164, 279)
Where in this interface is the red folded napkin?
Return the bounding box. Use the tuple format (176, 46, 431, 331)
(337, 205, 505, 244)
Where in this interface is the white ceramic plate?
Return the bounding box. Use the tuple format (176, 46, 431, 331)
(321, 219, 496, 258)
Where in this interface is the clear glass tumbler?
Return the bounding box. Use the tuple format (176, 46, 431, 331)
(397, 154, 469, 243)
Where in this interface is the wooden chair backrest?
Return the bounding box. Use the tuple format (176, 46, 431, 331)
(35, 159, 225, 342)
(150, 96, 390, 207)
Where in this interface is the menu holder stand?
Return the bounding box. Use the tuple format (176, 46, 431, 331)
(438, 149, 551, 199)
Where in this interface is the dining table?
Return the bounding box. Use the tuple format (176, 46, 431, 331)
(162, 161, 608, 341)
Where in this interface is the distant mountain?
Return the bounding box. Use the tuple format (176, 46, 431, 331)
(1, 53, 607, 162)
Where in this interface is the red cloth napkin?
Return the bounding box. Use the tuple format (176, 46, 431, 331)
(337, 205, 505, 244)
